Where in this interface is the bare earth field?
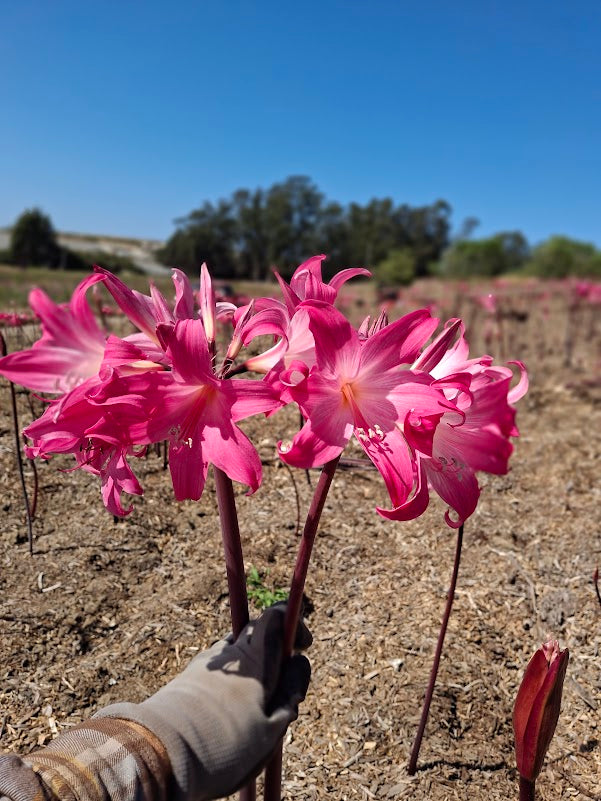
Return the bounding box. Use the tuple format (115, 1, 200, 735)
(0, 281, 600, 800)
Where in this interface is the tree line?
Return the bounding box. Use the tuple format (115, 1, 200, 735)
(5, 177, 601, 283)
(157, 175, 452, 282)
(157, 175, 601, 281)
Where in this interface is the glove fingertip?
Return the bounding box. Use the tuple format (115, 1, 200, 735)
(294, 619, 313, 651)
(286, 653, 311, 701)
(268, 653, 311, 715)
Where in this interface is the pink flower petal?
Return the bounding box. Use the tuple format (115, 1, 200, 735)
(172, 269, 195, 319)
(328, 267, 371, 293)
(424, 453, 480, 528)
(95, 266, 158, 341)
(279, 414, 353, 469)
(203, 423, 262, 494)
(101, 450, 143, 517)
(302, 301, 361, 379)
(361, 310, 438, 371)
(377, 458, 430, 521)
(199, 263, 216, 346)
(356, 425, 415, 507)
(158, 320, 213, 383)
(169, 437, 209, 501)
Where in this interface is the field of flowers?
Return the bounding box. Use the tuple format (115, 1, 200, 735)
(0, 266, 599, 800)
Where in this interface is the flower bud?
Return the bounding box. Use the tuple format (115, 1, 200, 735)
(513, 640, 569, 781)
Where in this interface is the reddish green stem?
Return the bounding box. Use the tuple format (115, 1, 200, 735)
(264, 455, 340, 801)
(519, 776, 535, 801)
(407, 523, 464, 775)
(1, 334, 34, 555)
(213, 466, 249, 638)
(212, 466, 254, 801)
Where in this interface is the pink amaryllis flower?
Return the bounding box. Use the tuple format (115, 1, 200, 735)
(276, 301, 457, 514)
(274, 254, 370, 312)
(23, 386, 143, 517)
(12, 262, 281, 516)
(115, 319, 279, 501)
(95, 263, 236, 345)
(233, 255, 371, 375)
(381, 320, 528, 527)
(477, 292, 498, 315)
(87, 265, 280, 506)
(0, 274, 106, 394)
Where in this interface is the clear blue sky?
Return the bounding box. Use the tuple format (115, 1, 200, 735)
(2, 0, 600, 247)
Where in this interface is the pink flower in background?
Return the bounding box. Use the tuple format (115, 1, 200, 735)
(277, 302, 456, 513)
(0, 311, 33, 327)
(477, 292, 497, 314)
(0, 274, 106, 393)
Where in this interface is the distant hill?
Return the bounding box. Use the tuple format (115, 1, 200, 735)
(0, 228, 169, 276)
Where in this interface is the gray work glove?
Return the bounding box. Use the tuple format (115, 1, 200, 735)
(95, 604, 311, 801)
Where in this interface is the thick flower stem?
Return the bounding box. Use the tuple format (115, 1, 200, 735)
(1, 334, 34, 555)
(213, 466, 250, 638)
(593, 568, 601, 609)
(284, 455, 340, 654)
(407, 523, 464, 775)
(212, 466, 254, 801)
(263, 455, 340, 801)
(519, 776, 536, 801)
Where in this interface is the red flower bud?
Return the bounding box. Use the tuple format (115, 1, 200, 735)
(513, 640, 569, 781)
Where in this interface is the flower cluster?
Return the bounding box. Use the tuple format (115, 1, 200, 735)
(0, 256, 527, 523)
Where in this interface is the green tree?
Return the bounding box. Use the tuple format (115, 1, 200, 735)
(313, 201, 348, 279)
(441, 230, 530, 278)
(374, 248, 415, 287)
(231, 188, 269, 281)
(159, 200, 237, 277)
(492, 231, 529, 271)
(263, 176, 324, 276)
(158, 177, 453, 283)
(527, 236, 601, 278)
(405, 200, 452, 277)
(344, 198, 397, 267)
(10, 208, 60, 267)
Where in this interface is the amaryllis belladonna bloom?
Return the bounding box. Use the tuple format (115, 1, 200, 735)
(89, 267, 279, 504)
(117, 319, 279, 501)
(0, 274, 106, 393)
(277, 301, 457, 514)
(513, 640, 569, 782)
(234, 255, 370, 375)
(6, 264, 279, 515)
(381, 320, 528, 527)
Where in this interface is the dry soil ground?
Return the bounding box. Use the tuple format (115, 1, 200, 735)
(0, 281, 600, 800)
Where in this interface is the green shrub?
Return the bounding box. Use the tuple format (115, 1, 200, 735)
(10, 208, 60, 267)
(374, 248, 416, 287)
(526, 236, 601, 278)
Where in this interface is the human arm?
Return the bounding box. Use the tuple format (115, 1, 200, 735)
(0, 605, 311, 801)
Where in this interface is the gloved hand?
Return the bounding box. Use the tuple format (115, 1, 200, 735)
(95, 604, 311, 801)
